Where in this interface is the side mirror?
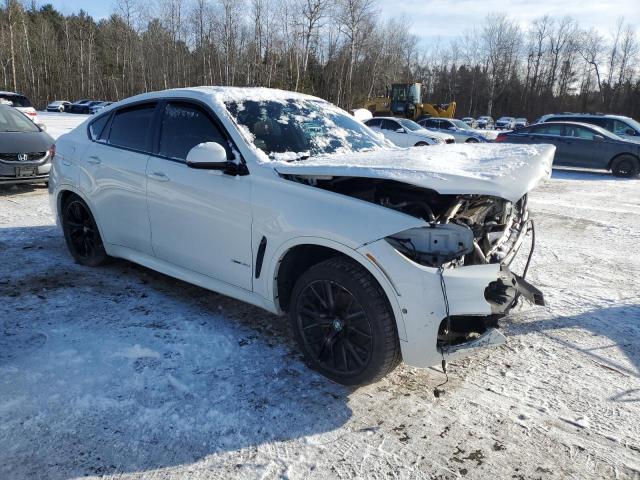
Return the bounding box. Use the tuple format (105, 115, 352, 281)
(186, 142, 229, 170)
(625, 128, 637, 136)
(36, 123, 47, 131)
(395, 127, 405, 133)
(593, 134, 605, 141)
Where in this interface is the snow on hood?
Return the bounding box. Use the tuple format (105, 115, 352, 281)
(271, 143, 555, 202)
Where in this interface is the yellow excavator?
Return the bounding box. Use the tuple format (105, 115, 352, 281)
(364, 82, 456, 120)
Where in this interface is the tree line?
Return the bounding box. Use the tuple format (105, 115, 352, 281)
(1, 0, 639, 120)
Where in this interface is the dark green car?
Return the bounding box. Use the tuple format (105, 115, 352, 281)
(496, 121, 640, 177)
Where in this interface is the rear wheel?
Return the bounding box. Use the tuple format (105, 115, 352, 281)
(61, 195, 109, 267)
(611, 155, 639, 178)
(289, 257, 401, 385)
(414, 141, 429, 147)
(465, 138, 479, 143)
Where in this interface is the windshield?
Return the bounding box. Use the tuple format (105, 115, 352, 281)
(225, 99, 386, 158)
(451, 119, 470, 129)
(396, 118, 422, 131)
(0, 106, 39, 133)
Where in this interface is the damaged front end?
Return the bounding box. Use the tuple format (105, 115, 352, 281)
(284, 175, 545, 352)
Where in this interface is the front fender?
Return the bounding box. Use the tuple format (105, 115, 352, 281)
(264, 235, 408, 341)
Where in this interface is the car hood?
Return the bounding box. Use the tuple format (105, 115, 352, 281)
(0, 131, 54, 153)
(271, 143, 555, 202)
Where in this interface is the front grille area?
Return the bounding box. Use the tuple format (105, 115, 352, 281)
(0, 152, 47, 162)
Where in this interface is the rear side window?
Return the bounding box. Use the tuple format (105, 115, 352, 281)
(381, 119, 399, 131)
(365, 119, 382, 128)
(563, 125, 596, 140)
(158, 102, 228, 161)
(533, 124, 563, 136)
(89, 114, 110, 141)
(107, 103, 156, 152)
(421, 118, 437, 128)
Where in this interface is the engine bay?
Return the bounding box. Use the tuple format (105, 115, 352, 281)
(285, 175, 531, 268)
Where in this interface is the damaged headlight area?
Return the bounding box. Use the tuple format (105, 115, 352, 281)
(385, 224, 474, 267)
(383, 191, 531, 269)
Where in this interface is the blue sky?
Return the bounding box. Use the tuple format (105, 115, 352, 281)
(45, 0, 640, 43)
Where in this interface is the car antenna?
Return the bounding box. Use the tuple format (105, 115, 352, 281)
(434, 266, 452, 398)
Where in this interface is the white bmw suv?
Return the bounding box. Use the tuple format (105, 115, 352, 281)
(50, 87, 553, 385)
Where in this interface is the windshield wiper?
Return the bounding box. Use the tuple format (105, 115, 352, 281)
(269, 152, 311, 162)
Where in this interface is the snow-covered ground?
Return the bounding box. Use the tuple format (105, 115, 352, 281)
(0, 115, 639, 480)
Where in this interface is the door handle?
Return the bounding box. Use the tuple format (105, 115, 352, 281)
(148, 171, 169, 182)
(87, 155, 101, 164)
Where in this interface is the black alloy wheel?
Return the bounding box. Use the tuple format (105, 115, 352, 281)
(62, 196, 108, 266)
(611, 155, 640, 178)
(296, 279, 373, 378)
(289, 257, 401, 385)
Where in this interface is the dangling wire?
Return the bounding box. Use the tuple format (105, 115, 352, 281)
(434, 266, 451, 397)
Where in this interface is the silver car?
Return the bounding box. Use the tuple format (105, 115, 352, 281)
(418, 117, 489, 143)
(0, 105, 54, 185)
(476, 116, 494, 129)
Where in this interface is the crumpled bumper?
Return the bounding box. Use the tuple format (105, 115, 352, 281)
(358, 240, 544, 368)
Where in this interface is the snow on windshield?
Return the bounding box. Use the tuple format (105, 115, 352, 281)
(223, 97, 386, 160)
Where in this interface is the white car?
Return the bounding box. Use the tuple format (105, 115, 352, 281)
(0, 91, 39, 123)
(50, 87, 552, 385)
(495, 117, 516, 130)
(364, 117, 455, 146)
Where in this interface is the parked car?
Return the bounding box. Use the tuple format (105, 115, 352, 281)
(0, 91, 39, 123)
(46, 100, 71, 112)
(514, 118, 529, 129)
(476, 116, 494, 129)
(66, 99, 92, 114)
(536, 113, 640, 142)
(495, 121, 640, 177)
(89, 101, 113, 114)
(51, 87, 550, 385)
(461, 117, 476, 128)
(364, 117, 455, 146)
(0, 104, 54, 185)
(495, 117, 516, 130)
(417, 117, 489, 143)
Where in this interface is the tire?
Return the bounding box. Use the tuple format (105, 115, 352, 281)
(289, 257, 401, 385)
(61, 195, 109, 267)
(611, 155, 640, 178)
(465, 138, 479, 143)
(414, 141, 429, 147)
(58, 106, 64, 112)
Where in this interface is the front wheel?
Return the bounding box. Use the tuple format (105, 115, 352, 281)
(414, 141, 430, 147)
(61, 195, 109, 267)
(289, 257, 401, 385)
(465, 137, 479, 143)
(611, 155, 639, 178)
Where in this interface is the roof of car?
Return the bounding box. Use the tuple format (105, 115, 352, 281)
(0, 91, 25, 97)
(542, 112, 632, 121)
(527, 121, 619, 137)
(118, 86, 323, 107)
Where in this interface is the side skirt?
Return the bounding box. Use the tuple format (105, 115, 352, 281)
(105, 243, 278, 315)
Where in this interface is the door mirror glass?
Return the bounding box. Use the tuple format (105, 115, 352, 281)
(186, 142, 228, 169)
(625, 128, 637, 136)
